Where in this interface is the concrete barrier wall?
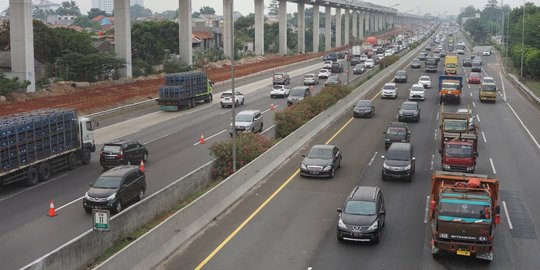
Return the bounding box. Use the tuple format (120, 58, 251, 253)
(95, 37, 431, 270)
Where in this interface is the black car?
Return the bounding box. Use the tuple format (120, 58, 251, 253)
(394, 70, 408, 83)
(331, 62, 343, 73)
(353, 100, 375, 118)
(383, 122, 410, 149)
(100, 139, 148, 170)
(418, 52, 427, 61)
(471, 60, 482, 72)
(463, 59, 472, 67)
(398, 101, 421, 122)
(353, 63, 366, 74)
(381, 142, 415, 181)
(325, 75, 342, 86)
(410, 59, 422, 68)
(439, 50, 447, 58)
(337, 51, 346, 59)
(337, 186, 385, 243)
(300, 145, 342, 178)
(83, 165, 147, 213)
(350, 57, 361, 66)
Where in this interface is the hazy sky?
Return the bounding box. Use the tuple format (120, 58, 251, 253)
(0, 0, 537, 16)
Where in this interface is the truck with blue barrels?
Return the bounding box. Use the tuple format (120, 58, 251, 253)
(438, 75, 463, 105)
(156, 71, 214, 111)
(1, 109, 96, 186)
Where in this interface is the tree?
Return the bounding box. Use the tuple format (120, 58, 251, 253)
(33, 7, 56, 20)
(156, 9, 178, 20)
(87, 8, 107, 20)
(199, 6, 215, 15)
(268, 0, 279, 16)
(0, 72, 31, 95)
(55, 1, 81, 16)
(131, 4, 153, 19)
(131, 21, 173, 66)
(464, 18, 488, 44)
(457, 5, 478, 25)
(57, 52, 124, 81)
(192, 11, 201, 18)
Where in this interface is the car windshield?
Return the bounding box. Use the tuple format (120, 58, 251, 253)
(446, 63, 457, 68)
(472, 62, 481, 66)
(440, 201, 490, 219)
(307, 147, 333, 159)
(93, 176, 122, 189)
(443, 120, 468, 132)
(445, 144, 473, 158)
(304, 74, 314, 79)
(386, 149, 410, 161)
(327, 76, 338, 82)
(481, 84, 497, 92)
(236, 113, 253, 122)
(383, 85, 395, 90)
(483, 78, 495, 83)
(387, 127, 406, 136)
(344, 200, 376, 215)
(290, 88, 306, 96)
(411, 86, 424, 92)
(401, 103, 417, 110)
(319, 69, 328, 73)
(273, 85, 284, 90)
(442, 83, 459, 90)
(470, 73, 480, 78)
(221, 92, 238, 97)
(355, 64, 364, 69)
(274, 74, 284, 79)
(397, 71, 406, 76)
(356, 100, 371, 107)
(419, 77, 430, 82)
(102, 145, 121, 154)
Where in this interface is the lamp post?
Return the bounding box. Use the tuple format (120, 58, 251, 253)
(520, 1, 525, 78)
(230, 1, 237, 172)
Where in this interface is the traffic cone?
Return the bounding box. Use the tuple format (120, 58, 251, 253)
(270, 103, 275, 110)
(200, 134, 205, 144)
(47, 200, 57, 217)
(139, 160, 145, 172)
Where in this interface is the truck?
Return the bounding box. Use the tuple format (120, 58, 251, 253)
(438, 75, 463, 105)
(444, 55, 458, 75)
(479, 82, 497, 103)
(1, 109, 96, 186)
(428, 171, 500, 261)
(425, 56, 439, 73)
(352, 45, 363, 57)
(439, 109, 478, 173)
(156, 71, 213, 111)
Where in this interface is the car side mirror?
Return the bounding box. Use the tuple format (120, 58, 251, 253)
(381, 155, 385, 159)
(475, 152, 479, 157)
(337, 208, 343, 213)
(412, 157, 416, 161)
(383, 131, 386, 134)
(380, 209, 386, 215)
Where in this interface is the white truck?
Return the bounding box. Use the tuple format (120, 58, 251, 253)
(352, 46, 363, 57)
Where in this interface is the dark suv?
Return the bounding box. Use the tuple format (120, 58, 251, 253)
(394, 70, 408, 83)
(383, 122, 410, 149)
(398, 101, 421, 122)
(83, 165, 146, 213)
(381, 142, 415, 181)
(100, 139, 148, 170)
(337, 186, 386, 243)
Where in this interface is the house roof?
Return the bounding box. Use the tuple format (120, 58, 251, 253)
(193, 31, 213, 40)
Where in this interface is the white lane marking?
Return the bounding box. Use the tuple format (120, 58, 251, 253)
(436, 112, 439, 121)
(470, 92, 473, 97)
(308, 267, 313, 270)
(368, 151, 378, 166)
(499, 71, 507, 101)
(193, 129, 227, 145)
(0, 173, 68, 203)
(145, 128, 184, 144)
(424, 195, 430, 224)
(502, 201, 514, 230)
(489, 158, 497, 174)
(476, 114, 481, 123)
(56, 196, 83, 211)
(262, 104, 279, 114)
(472, 101, 476, 108)
(262, 125, 275, 134)
(434, 129, 438, 140)
(219, 110, 230, 115)
(482, 131, 487, 143)
(505, 102, 540, 151)
(430, 154, 435, 170)
(468, 84, 471, 89)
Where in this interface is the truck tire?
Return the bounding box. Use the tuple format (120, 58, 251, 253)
(26, 166, 39, 186)
(67, 152, 78, 171)
(190, 98, 195, 108)
(38, 162, 52, 182)
(81, 149, 91, 165)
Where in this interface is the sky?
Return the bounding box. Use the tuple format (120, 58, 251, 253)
(0, 0, 537, 17)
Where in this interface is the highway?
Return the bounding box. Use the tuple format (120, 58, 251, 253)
(0, 51, 373, 269)
(157, 32, 540, 269)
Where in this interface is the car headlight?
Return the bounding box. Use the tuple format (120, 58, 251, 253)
(439, 233, 449, 238)
(301, 164, 307, 170)
(383, 162, 390, 169)
(338, 218, 347, 229)
(107, 193, 116, 201)
(367, 220, 378, 231)
(84, 192, 91, 200)
(385, 139, 391, 142)
(443, 165, 451, 170)
(404, 164, 411, 170)
(398, 111, 404, 116)
(466, 166, 474, 171)
(413, 111, 419, 115)
(323, 166, 332, 171)
(479, 236, 487, 241)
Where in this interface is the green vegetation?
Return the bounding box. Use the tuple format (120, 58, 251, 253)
(379, 55, 400, 69)
(0, 73, 31, 95)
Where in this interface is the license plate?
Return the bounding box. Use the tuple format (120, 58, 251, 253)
(457, 250, 470, 256)
(311, 171, 319, 175)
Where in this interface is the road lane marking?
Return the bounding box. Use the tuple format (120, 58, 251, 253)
(0, 174, 67, 203)
(502, 201, 514, 230)
(505, 102, 540, 151)
(368, 152, 378, 166)
(470, 92, 473, 97)
(489, 158, 497, 174)
(430, 154, 435, 170)
(262, 104, 279, 114)
(499, 71, 507, 101)
(482, 131, 487, 143)
(476, 114, 481, 122)
(468, 84, 471, 89)
(219, 110, 230, 115)
(434, 129, 438, 140)
(262, 125, 275, 134)
(325, 117, 354, 145)
(436, 112, 439, 121)
(472, 101, 476, 108)
(193, 129, 227, 145)
(424, 195, 430, 223)
(56, 196, 83, 211)
(145, 128, 185, 144)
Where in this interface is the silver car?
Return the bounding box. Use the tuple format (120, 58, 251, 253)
(230, 110, 264, 136)
(303, 74, 320, 85)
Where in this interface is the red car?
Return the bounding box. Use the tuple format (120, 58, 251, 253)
(467, 72, 481, 84)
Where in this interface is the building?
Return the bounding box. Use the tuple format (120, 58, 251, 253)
(46, 14, 77, 26)
(34, 0, 61, 10)
(92, 0, 114, 15)
(130, 0, 144, 7)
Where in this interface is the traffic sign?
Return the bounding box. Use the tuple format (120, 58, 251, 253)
(93, 209, 110, 232)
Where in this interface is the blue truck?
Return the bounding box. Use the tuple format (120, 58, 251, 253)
(156, 71, 213, 111)
(1, 109, 96, 186)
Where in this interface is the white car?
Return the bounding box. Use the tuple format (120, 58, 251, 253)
(220, 90, 245, 108)
(409, 83, 426, 101)
(418, 75, 432, 89)
(381, 83, 398, 99)
(482, 76, 495, 84)
(364, 59, 375, 68)
(318, 69, 330, 79)
(482, 49, 491, 56)
(359, 55, 368, 62)
(270, 85, 290, 98)
(384, 50, 394, 56)
(323, 61, 333, 69)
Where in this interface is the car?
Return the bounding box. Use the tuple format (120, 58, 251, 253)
(323, 61, 333, 69)
(418, 52, 427, 61)
(425, 45, 432, 51)
(462, 59, 472, 67)
(381, 83, 398, 99)
(394, 70, 408, 83)
(410, 59, 422, 68)
(353, 63, 366, 74)
(83, 165, 146, 214)
(318, 68, 330, 79)
(384, 50, 394, 57)
(350, 57, 361, 66)
(457, 108, 476, 131)
(383, 122, 410, 149)
(359, 55, 368, 62)
(467, 72, 481, 84)
(272, 72, 290, 85)
(433, 47, 441, 53)
(287, 86, 311, 106)
(229, 110, 263, 136)
(220, 90, 245, 108)
(337, 51, 346, 59)
(482, 76, 495, 84)
(482, 49, 491, 56)
(398, 101, 421, 122)
(353, 99, 375, 118)
(439, 50, 447, 58)
(100, 139, 148, 170)
(325, 75, 342, 86)
(418, 75, 432, 88)
(381, 142, 415, 181)
(300, 145, 342, 178)
(471, 60, 482, 72)
(336, 186, 385, 243)
(409, 83, 426, 101)
(270, 85, 290, 98)
(331, 62, 344, 73)
(303, 73, 319, 85)
(365, 59, 375, 68)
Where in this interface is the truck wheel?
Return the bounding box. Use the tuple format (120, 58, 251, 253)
(67, 152, 78, 170)
(26, 166, 39, 186)
(81, 149, 91, 165)
(259, 122, 263, 132)
(38, 162, 52, 182)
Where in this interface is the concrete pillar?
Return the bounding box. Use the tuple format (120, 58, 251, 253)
(297, 2, 305, 53)
(312, 5, 320, 52)
(114, 0, 132, 77)
(379, 14, 384, 31)
(178, 0, 192, 66)
(344, 9, 350, 45)
(9, 0, 35, 92)
(358, 11, 364, 41)
(223, 0, 233, 58)
(335, 8, 341, 48)
(254, 0, 264, 55)
(351, 11, 357, 40)
(364, 12, 370, 34)
(279, 0, 287, 54)
(325, 6, 332, 51)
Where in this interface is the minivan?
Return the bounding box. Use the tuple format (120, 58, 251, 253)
(287, 86, 311, 106)
(381, 142, 415, 181)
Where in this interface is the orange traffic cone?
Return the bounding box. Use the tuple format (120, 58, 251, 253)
(200, 134, 205, 144)
(47, 200, 57, 217)
(139, 160, 145, 172)
(270, 103, 275, 110)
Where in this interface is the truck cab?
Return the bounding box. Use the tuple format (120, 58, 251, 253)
(79, 116, 97, 152)
(438, 76, 463, 105)
(479, 83, 497, 103)
(444, 55, 458, 75)
(439, 111, 478, 173)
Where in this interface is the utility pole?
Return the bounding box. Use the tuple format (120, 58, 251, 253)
(230, 1, 237, 172)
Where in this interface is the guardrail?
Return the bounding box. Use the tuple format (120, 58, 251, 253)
(508, 74, 540, 104)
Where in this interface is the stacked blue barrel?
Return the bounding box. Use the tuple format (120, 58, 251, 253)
(157, 71, 210, 111)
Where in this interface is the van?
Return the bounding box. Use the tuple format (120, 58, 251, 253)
(287, 86, 311, 106)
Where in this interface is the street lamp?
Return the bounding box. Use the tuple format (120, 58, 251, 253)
(520, 1, 525, 78)
(230, 1, 237, 172)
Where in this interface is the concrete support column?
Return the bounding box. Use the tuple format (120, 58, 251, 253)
(279, 0, 287, 54)
(254, 0, 264, 55)
(325, 6, 332, 51)
(351, 11, 357, 40)
(223, 0, 233, 58)
(380, 14, 384, 30)
(344, 9, 350, 45)
(114, 0, 132, 77)
(178, 0, 192, 66)
(365, 12, 370, 34)
(9, 0, 35, 92)
(358, 11, 364, 41)
(312, 5, 320, 52)
(297, 2, 305, 53)
(335, 8, 341, 48)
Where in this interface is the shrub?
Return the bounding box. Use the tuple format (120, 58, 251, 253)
(209, 133, 274, 180)
(379, 55, 400, 69)
(0, 72, 31, 95)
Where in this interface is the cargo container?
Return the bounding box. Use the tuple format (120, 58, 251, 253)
(156, 71, 213, 111)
